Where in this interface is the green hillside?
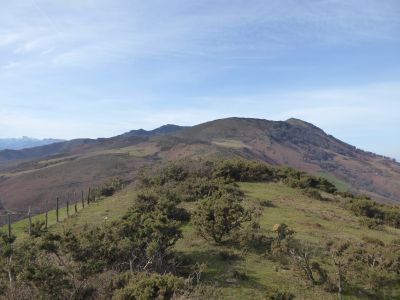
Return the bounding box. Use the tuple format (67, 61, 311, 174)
(1, 159, 399, 299)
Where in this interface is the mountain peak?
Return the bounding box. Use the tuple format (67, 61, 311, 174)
(285, 118, 317, 129)
(121, 124, 188, 138)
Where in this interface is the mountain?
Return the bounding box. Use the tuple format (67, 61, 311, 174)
(174, 118, 400, 201)
(0, 137, 64, 150)
(0, 118, 399, 216)
(119, 124, 188, 138)
(0, 125, 187, 165)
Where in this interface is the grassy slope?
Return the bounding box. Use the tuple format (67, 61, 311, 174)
(177, 183, 400, 299)
(2, 182, 399, 299)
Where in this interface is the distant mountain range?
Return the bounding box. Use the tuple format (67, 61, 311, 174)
(0, 137, 64, 150)
(0, 118, 399, 215)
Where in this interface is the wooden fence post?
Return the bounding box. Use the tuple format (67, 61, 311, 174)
(56, 197, 59, 222)
(81, 190, 85, 208)
(74, 192, 78, 214)
(45, 200, 48, 229)
(7, 213, 11, 238)
(28, 206, 32, 236)
(87, 187, 91, 205)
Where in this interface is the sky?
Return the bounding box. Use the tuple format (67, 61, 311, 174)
(0, 0, 399, 160)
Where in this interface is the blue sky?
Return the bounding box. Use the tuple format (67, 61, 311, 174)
(0, 0, 399, 160)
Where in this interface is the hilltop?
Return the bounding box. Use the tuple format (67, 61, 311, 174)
(0, 117, 399, 216)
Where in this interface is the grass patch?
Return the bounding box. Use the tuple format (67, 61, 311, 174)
(315, 171, 350, 192)
(212, 139, 250, 149)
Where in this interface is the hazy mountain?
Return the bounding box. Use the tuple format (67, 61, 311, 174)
(0, 118, 399, 214)
(0, 137, 64, 150)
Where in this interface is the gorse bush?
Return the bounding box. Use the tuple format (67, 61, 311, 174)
(192, 192, 251, 244)
(112, 272, 184, 300)
(139, 159, 339, 197)
(266, 289, 295, 300)
(348, 197, 400, 228)
(89, 177, 125, 200)
(212, 159, 275, 182)
(0, 185, 186, 298)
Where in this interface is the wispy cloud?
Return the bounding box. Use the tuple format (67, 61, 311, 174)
(1, 0, 399, 74)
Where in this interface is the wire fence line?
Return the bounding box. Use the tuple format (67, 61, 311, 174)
(0, 188, 94, 237)
(0, 178, 124, 237)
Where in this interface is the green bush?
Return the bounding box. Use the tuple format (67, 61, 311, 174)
(266, 289, 295, 300)
(349, 198, 384, 219)
(212, 159, 274, 182)
(192, 192, 251, 244)
(113, 272, 183, 300)
(348, 197, 400, 229)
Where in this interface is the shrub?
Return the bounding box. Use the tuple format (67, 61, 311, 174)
(212, 159, 274, 182)
(236, 221, 272, 252)
(232, 269, 248, 280)
(178, 177, 243, 202)
(168, 207, 191, 222)
(384, 209, 400, 228)
(361, 236, 385, 247)
(349, 198, 384, 219)
(288, 240, 327, 285)
(218, 250, 238, 261)
(347, 197, 400, 229)
(30, 220, 47, 237)
(266, 289, 295, 300)
(359, 217, 384, 230)
(192, 192, 251, 244)
(117, 195, 183, 272)
(303, 188, 323, 200)
(113, 272, 183, 300)
(260, 199, 275, 207)
(273, 223, 295, 242)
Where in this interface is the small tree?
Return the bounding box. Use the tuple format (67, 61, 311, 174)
(288, 241, 327, 286)
(326, 241, 351, 300)
(272, 223, 294, 245)
(192, 192, 251, 244)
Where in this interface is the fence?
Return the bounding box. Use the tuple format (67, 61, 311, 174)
(0, 188, 97, 238)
